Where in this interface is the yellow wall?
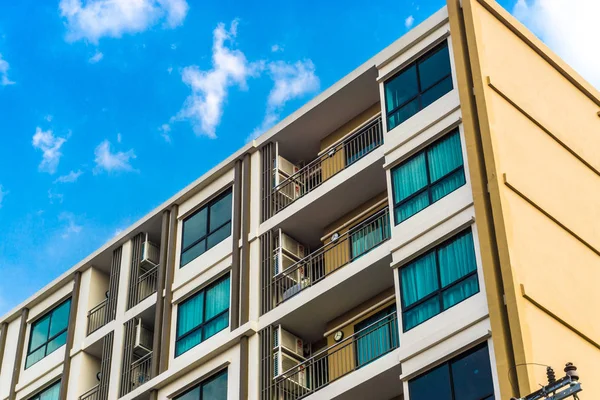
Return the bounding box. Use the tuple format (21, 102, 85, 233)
(324, 289, 395, 382)
(320, 103, 381, 180)
(455, 0, 600, 397)
(321, 192, 387, 275)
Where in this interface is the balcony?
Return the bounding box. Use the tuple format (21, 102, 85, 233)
(270, 208, 391, 308)
(79, 384, 105, 400)
(128, 234, 160, 309)
(87, 299, 109, 335)
(267, 116, 383, 218)
(121, 352, 153, 395)
(270, 311, 399, 400)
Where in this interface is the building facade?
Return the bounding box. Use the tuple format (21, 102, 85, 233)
(1, 0, 598, 399)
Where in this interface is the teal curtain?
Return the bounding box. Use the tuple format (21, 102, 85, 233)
(202, 371, 228, 399)
(438, 231, 476, 287)
(392, 153, 429, 223)
(442, 275, 479, 309)
(404, 297, 440, 331)
(401, 253, 438, 307)
(427, 132, 465, 202)
(350, 214, 390, 259)
(32, 381, 60, 400)
(203, 276, 230, 340)
(176, 292, 204, 356)
(355, 307, 398, 367)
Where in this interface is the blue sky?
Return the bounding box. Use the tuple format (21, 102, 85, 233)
(0, 0, 597, 316)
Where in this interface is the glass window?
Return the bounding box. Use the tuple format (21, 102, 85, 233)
(28, 380, 61, 400)
(400, 229, 479, 331)
(175, 370, 228, 400)
(26, 299, 71, 369)
(391, 130, 465, 225)
(385, 42, 453, 130)
(409, 343, 494, 400)
(181, 189, 233, 267)
(175, 275, 230, 357)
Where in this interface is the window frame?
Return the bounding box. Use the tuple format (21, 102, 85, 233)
(408, 342, 495, 400)
(175, 274, 231, 357)
(25, 298, 71, 369)
(391, 129, 466, 225)
(174, 369, 228, 400)
(28, 380, 61, 400)
(399, 229, 479, 332)
(384, 40, 453, 130)
(180, 188, 233, 267)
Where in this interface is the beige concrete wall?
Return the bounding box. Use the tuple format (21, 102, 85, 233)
(458, 0, 600, 396)
(67, 352, 100, 400)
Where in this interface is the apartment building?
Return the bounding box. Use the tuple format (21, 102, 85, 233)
(1, 0, 598, 399)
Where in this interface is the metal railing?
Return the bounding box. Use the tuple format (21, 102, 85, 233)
(271, 311, 399, 399)
(271, 116, 382, 215)
(272, 208, 390, 307)
(122, 352, 152, 395)
(79, 384, 103, 400)
(87, 299, 109, 335)
(136, 265, 158, 304)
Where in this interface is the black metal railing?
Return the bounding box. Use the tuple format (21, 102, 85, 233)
(271, 311, 399, 399)
(87, 299, 109, 335)
(122, 352, 152, 395)
(136, 265, 158, 303)
(272, 208, 390, 307)
(271, 116, 383, 215)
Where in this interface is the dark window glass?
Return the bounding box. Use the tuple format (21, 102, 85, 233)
(391, 130, 465, 225)
(28, 380, 61, 400)
(175, 275, 230, 357)
(385, 42, 453, 130)
(409, 343, 495, 400)
(181, 189, 232, 267)
(26, 299, 71, 369)
(409, 363, 453, 400)
(175, 370, 228, 400)
(399, 229, 479, 331)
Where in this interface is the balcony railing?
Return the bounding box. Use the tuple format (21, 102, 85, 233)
(271, 311, 399, 400)
(79, 384, 105, 400)
(271, 116, 383, 215)
(271, 208, 390, 307)
(122, 352, 152, 395)
(87, 299, 109, 335)
(136, 265, 158, 303)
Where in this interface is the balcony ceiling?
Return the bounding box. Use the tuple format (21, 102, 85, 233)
(273, 67, 380, 163)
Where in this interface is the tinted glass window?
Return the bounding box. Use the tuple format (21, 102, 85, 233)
(175, 370, 227, 400)
(181, 189, 232, 267)
(26, 299, 71, 369)
(409, 364, 453, 400)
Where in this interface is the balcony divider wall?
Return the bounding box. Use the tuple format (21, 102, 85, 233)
(127, 234, 145, 310)
(260, 231, 275, 315)
(259, 326, 274, 400)
(98, 331, 114, 400)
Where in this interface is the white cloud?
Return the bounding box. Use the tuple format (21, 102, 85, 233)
(54, 170, 83, 183)
(167, 66, 173, 74)
(117, 132, 122, 143)
(405, 15, 414, 29)
(250, 60, 320, 140)
(93, 139, 136, 173)
(0, 53, 15, 86)
(58, 212, 82, 238)
(271, 44, 283, 53)
(45, 114, 53, 122)
(32, 127, 67, 174)
(88, 50, 103, 63)
(173, 20, 260, 138)
(513, 0, 600, 88)
(171, 43, 177, 50)
(59, 0, 189, 43)
(159, 124, 172, 143)
(48, 189, 64, 204)
(0, 185, 8, 208)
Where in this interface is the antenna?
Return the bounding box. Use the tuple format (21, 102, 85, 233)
(510, 363, 582, 400)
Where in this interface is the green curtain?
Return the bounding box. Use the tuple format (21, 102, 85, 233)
(392, 153, 429, 223)
(36, 381, 61, 400)
(442, 275, 479, 309)
(427, 131, 465, 202)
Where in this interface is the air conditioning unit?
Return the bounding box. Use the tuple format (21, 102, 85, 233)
(273, 230, 306, 278)
(273, 351, 308, 387)
(273, 325, 304, 359)
(276, 155, 300, 178)
(140, 234, 160, 266)
(133, 319, 152, 357)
